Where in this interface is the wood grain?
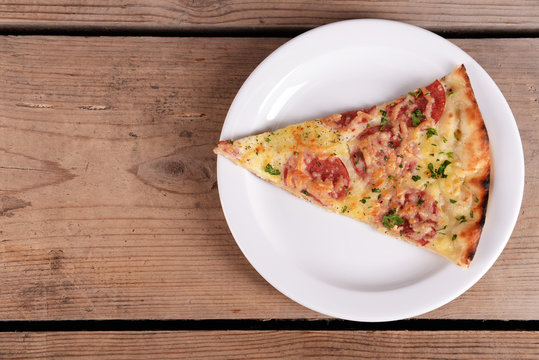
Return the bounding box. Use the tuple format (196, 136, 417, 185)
(0, 37, 537, 321)
(0, 1, 537, 33)
(1, 331, 538, 359)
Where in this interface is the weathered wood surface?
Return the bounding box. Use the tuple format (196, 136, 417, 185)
(1, 331, 538, 359)
(0, 37, 537, 320)
(0, 1, 537, 33)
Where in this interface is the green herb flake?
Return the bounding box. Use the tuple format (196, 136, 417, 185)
(450, 199, 457, 204)
(378, 194, 382, 199)
(449, 91, 455, 97)
(360, 196, 370, 204)
(456, 215, 467, 224)
(408, 99, 413, 104)
(470, 210, 474, 218)
(454, 131, 460, 141)
(388, 141, 394, 148)
(409, 90, 422, 98)
(227, 140, 234, 144)
(446, 152, 454, 159)
(411, 109, 424, 126)
(264, 163, 280, 176)
(427, 163, 436, 178)
(426, 128, 438, 138)
(372, 188, 381, 193)
(452, 234, 457, 240)
(382, 208, 405, 229)
(438, 225, 447, 232)
(412, 175, 421, 182)
(417, 196, 424, 206)
(399, 164, 403, 168)
(436, 160, 451, 178)
(301, 190, 310, 197)
(265, 137, 271, 143)
(384, 156, 388, 161)
(388, 175, 394, 179)
(342, 205, 348, 213)
(442, 136, 448, 143)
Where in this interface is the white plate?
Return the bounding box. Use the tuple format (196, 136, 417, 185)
(216, 19, 524, 322)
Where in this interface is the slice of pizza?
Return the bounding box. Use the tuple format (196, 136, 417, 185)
(214, 65, 490, 267)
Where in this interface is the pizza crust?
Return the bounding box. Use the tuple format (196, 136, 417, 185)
(441, 65, 490, 266)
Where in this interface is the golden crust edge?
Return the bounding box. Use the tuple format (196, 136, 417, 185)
(445, 65, 491, 267)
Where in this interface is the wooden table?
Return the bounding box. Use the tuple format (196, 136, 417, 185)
(0, 1, 537, 358)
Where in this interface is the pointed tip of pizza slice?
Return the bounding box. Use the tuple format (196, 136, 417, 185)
(215, 65, 490, 268)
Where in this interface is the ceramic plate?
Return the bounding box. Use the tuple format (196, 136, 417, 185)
(216, 19, 524, 321)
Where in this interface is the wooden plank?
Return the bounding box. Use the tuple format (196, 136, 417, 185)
(0, 1, 537, 33)
(0, 37, 537, 321)
(1, 331, 538, 359)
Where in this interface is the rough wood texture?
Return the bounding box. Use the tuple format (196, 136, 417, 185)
(1, 331, 538, 359)
(0, 37, 537, 320)
(0, 1, 537, 33)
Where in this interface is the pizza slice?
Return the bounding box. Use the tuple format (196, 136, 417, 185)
(214, 65, 490, 267)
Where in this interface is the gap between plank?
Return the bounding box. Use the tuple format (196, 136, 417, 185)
(0, 319, 537, 332)
(0, 24, 537, 38)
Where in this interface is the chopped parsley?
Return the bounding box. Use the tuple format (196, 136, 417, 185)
(449, 91, 455, 97)
(408, 99, 413, 104)
(411, 109, 424, 127)
(452, 234, 457, 240)
(442, 136, 448, 143)
(399, 164, 403, 168)
(388, 175, 394, 179)
(446, 152, 453, 159)
(384, 156, 389, 161)
(380, 112, 389, 130)
(227, 140, 234, 144)
(426, 128, 438, 138)
(470, 210, 474, 218)
(342, 205, 348, 213)
(388, 141, 394, 148)
(456, 215, 467, 224)
(449, 199, 457, 204)
(408, 89, 422, 98)
(382, 208, 405, 229)
(454, 131, 460, 141)
(265, 137, 271, 143)
(417, 196, 424, 206)
(264, 163, 280, 175)
(301, 190, 310, 197)
(437, 225, 447, 232)
(427, 163, 437, 178)
(360, 196, 370, 204)
(412, 175, 421, 182)
(436, 160, 451, 178)
(428, 160, 451, 178)
(372, 188, 381, 193)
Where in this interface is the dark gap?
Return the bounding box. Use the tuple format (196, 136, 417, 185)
(0, 24, 537, 38)
(0, 319, 537, 332)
